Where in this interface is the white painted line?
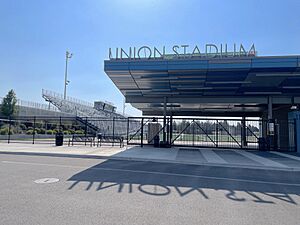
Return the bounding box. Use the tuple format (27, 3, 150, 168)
(271, 151, 300, 162)
(200, 149, 227, 164)
(2, 160, 300, 187)
(235, 151, 288, 168)
(34, 178, 59, 184)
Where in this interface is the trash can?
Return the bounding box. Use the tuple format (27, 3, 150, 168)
(154, 135, 159, 147)
(55, 132, 64, 146)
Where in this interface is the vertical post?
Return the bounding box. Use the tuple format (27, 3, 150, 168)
(268, 96, 273, 120)
(268, 96, 274, 150)
(241, 117, 247, 148)
(64, 51, 72, 100)
(141, 118, 144, 147)
(192, 119, 195, 146)
(59, 116, 62, 132)
(32, 116, 36, 144)
(85, 117, 88, 146)
(166, 117, 169, 145)
(216, 120, 219, 147)
(64, 52, 68, 100)
(169, 115, 173, 146)
(163, 97, 167, 143)
(294, 118, 297, 152)
(126, 117, 129, 145)
(112, 117, 115, 147)
(8, 117, 11, 144)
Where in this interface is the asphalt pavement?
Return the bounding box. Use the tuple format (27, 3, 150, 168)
(1, 153, 300, 225)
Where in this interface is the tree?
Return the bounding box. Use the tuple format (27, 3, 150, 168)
(1, 89, 18, 117)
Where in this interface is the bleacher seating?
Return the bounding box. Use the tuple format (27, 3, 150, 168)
(42, 89, 140, 136)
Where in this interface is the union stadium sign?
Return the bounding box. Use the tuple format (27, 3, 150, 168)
(108, 44, 256, 60)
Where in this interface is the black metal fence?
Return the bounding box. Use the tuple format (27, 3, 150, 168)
(127, 117, 296, 152)
(0, 116, 135, 145)
(0, 116, 296, 151)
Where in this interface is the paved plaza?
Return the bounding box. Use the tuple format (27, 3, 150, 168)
(0, 143, 300, 171)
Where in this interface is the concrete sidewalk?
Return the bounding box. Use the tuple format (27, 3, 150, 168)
(0, 142, 300, 171)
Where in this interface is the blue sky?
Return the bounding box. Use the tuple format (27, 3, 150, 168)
(0, 0, 300, 116)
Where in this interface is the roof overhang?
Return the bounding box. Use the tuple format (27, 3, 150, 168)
(104, 55, 300, 116)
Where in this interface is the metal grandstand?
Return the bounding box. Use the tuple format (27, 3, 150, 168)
(42, 89, 139, 136)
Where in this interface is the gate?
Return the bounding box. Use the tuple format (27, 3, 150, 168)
(171, 118, 260, 149)
(126, 117, 296, 151)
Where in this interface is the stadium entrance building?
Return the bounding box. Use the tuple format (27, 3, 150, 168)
(104, 44, 300, 152)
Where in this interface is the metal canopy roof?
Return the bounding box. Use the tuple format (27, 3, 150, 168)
(104, 55, 300, 116)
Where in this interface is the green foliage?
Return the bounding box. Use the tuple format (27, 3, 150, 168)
(0, 128, 7, 135)
(38, 128, 46, 134)
(68, 129, 75, 134)
(75, 130, 85, 135)
(26, 129, 36, 135)
(63, 130, 71, 135)
(0, 126, 14, 135)
(33, 128, 46, 134)
(1, 90, 18, 117)
(0, 127, 9, 135)
(19, 124, 27, 130)
(35, 122, 44, 129)
(46, 130, 54, 135)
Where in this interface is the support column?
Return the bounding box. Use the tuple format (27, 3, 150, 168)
(163, 97, 167, 143)
(268, 96, 273, 120)
(267, 96, 276, 150)
(273, 106, 291, 151)
(261, 112, 268, 139)
(241, 117, 247, 148)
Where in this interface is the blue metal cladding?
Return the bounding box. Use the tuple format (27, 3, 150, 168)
(252, 57, 299, 68)
(104, 56, 300, 71)
(104, 61, 130, 71)
(104, 55, 300, 98)
(168, 60, 208, 70)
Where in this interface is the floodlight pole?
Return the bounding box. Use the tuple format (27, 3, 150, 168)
(64, 51, 73, 100)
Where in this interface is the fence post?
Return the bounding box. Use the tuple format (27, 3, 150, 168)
(126, 117, 129, 145)
(241, 117, 247, 148)
(169, 115, 173, 146)
(216, 120, 219, 147)
(59, 116, 62, 132)
(166, 117, 169, 145)
(32, 116, 36, 144)
(141, 118, 144, 147)
(112, 117, 115, 147)
(192, 119, 195, 146)
(85, 117, 88, 146)
(294, 118, 297, 152)
(8, 117, 11, 144)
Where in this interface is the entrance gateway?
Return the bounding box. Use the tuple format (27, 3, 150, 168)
(104, 43, 300, 152)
